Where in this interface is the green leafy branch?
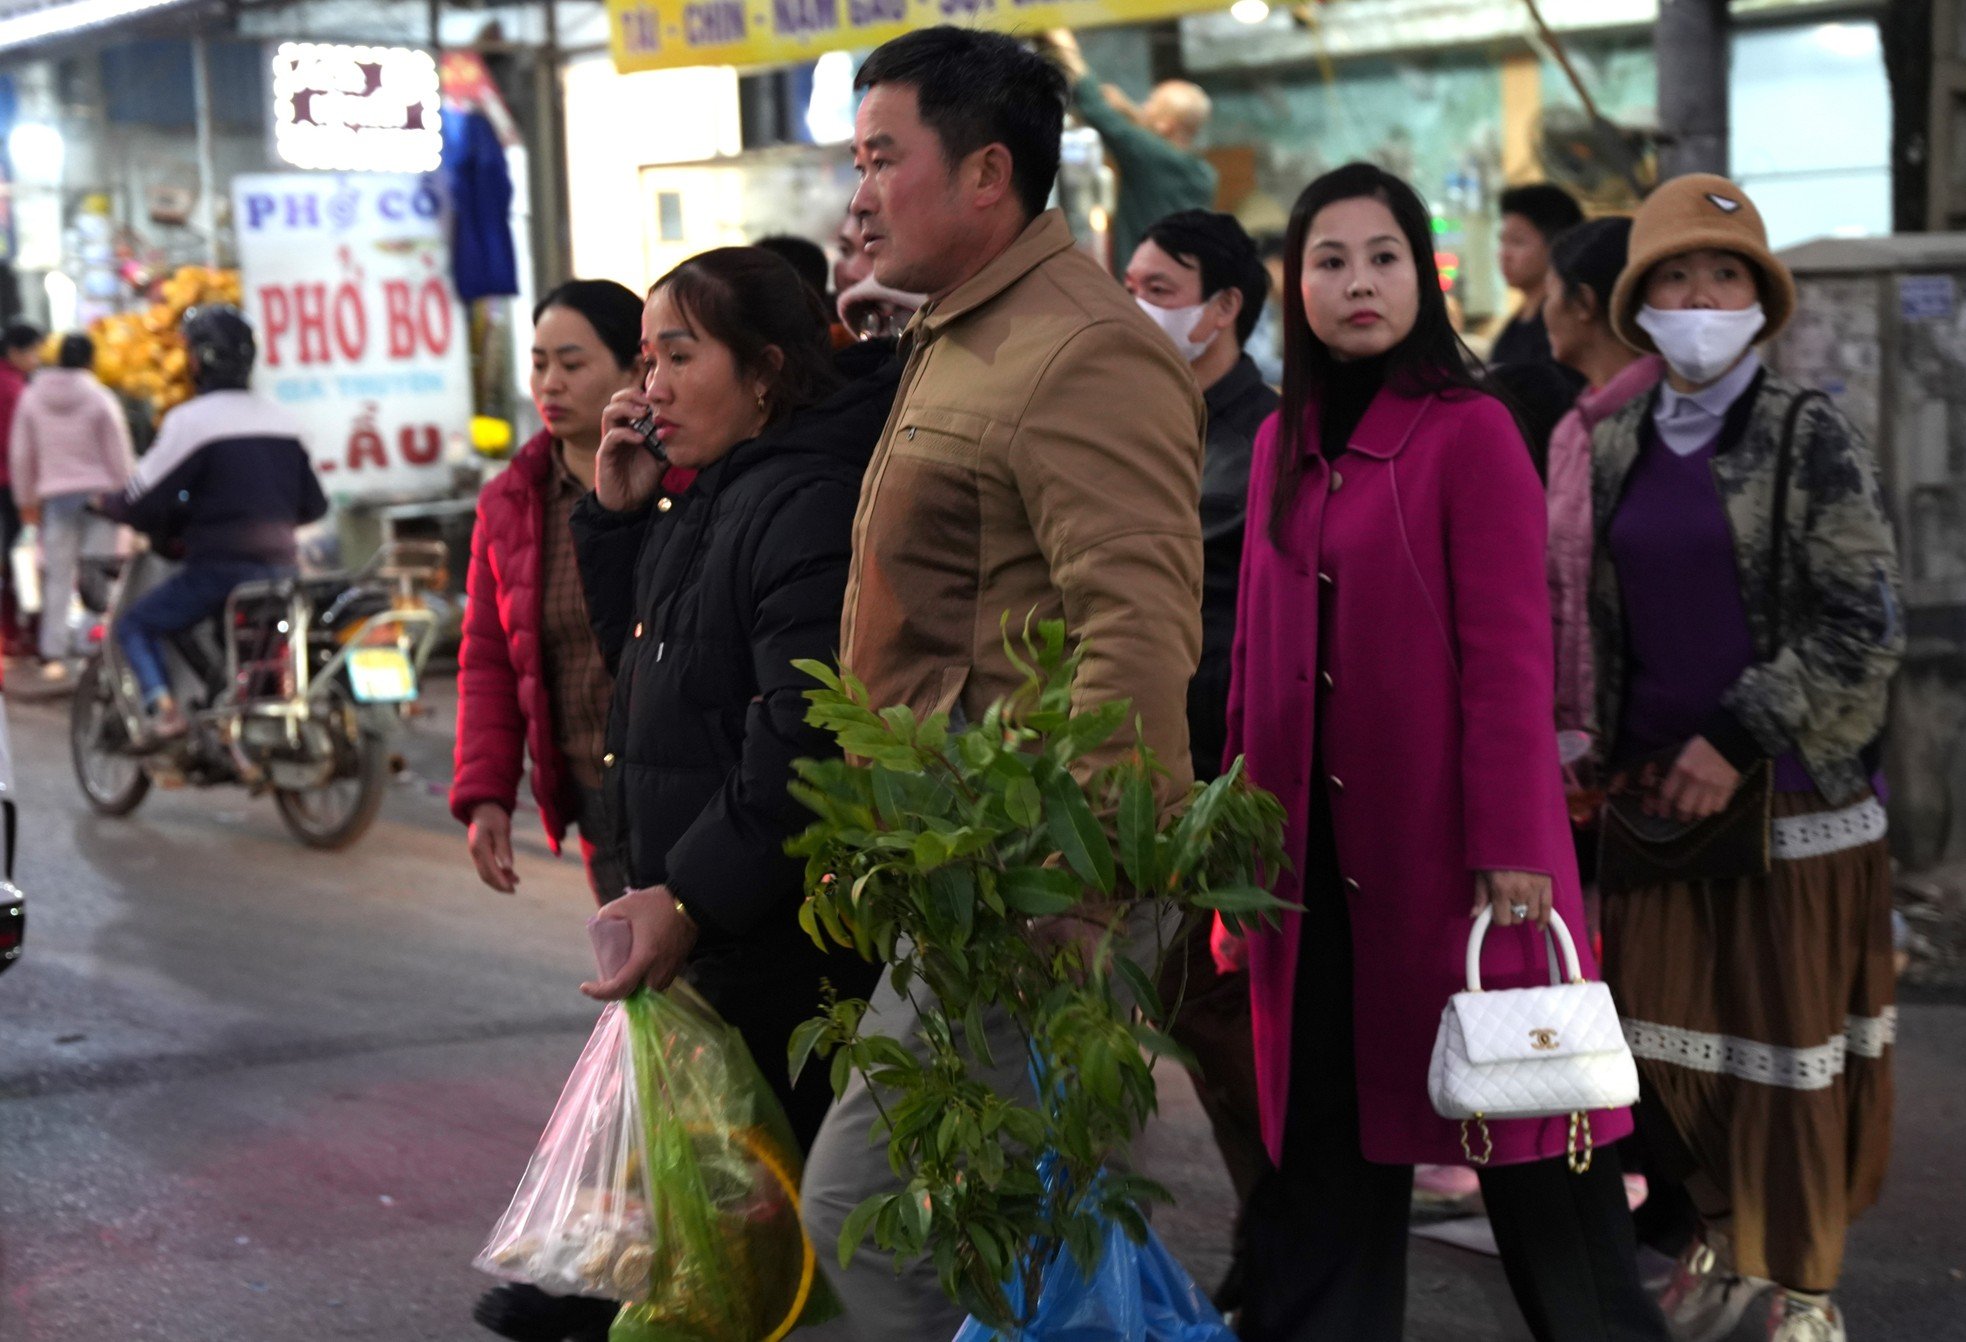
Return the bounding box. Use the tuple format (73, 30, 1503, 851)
(785, 618, 1288, 1330)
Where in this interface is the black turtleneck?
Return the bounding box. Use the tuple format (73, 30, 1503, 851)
(1317, 354, 1388, 460)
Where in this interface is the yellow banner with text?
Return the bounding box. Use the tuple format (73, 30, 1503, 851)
(607, 0, 1213, 73)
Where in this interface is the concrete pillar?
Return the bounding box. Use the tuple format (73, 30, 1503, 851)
(191, 34, 220, 267)
(1656, 0, 1731, 179)
(532, 0, 572, 291)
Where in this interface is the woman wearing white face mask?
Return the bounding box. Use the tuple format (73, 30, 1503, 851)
(1590, 175, 1904, 1342)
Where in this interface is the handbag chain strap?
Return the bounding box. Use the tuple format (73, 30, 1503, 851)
(1458, 1112, 1597, 1174)
(1567, 1113, 1595, 1174)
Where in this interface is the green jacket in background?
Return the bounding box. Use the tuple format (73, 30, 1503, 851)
(1072, 74, 1218, 269)
(1589, 370, 1905, 807)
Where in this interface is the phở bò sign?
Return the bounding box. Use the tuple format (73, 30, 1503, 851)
(232, 172, 470, 502)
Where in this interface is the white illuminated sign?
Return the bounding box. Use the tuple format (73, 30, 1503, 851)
(272, 43, 442, 174)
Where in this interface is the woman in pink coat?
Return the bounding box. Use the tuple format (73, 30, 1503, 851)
(1227, 163, 1664, 1342)
(1541, 216, 1664, 740)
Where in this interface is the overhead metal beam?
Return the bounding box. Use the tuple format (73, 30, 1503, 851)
(0, 0, 199, 54)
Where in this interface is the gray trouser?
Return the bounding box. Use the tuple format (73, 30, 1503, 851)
(799, 905, 1176, 1341)
(38, 492, 115, 662)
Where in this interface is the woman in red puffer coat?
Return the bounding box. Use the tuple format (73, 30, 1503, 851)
(450, 280, 691, 905)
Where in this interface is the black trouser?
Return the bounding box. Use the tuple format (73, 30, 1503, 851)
(686, 933, 880, 1153)
(1239, 798, 1667, 1342)
(0, 484, 19, 640)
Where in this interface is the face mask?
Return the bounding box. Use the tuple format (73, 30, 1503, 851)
(1135, 297, 1213, 363)
(1635, 303, 1765, 385)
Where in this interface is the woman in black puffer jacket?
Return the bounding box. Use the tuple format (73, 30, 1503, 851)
(571, 247, 893, 1148)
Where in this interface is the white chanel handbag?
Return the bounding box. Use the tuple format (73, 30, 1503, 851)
(1426, 907, 1638, 1172)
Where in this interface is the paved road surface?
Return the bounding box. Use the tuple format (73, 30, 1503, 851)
(1, 679, 1961, 1340)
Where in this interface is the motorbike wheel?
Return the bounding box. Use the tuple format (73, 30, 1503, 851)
(273, 710, 389, 851)
(69, 661, 151, 816)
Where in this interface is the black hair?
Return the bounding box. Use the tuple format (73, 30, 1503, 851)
(1141, 209, 1270, 345)
(651, 247, 842, 422)
(1273, 162, 1490, 542)
(753, 235, 832, 307)
(1488, 360, 1578, 484)
(1498, 182, 1584, 243)
(57, 333, 93, 369)
(854, 27, 1067, 221)
(533, 279, 644, 370)
(2, 322, 41, 353)
(1547, 216, 1633, 324)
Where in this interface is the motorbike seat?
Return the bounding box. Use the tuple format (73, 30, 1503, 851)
(226, 574, 349, 627)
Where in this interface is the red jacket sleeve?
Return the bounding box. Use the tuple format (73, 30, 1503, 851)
(449, 497, 528, 825)
(1442, 396, 1561, 875)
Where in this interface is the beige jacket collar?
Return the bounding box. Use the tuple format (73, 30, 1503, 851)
(913, 209, 1078, 337)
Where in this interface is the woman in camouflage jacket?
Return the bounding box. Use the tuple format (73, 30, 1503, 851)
(1588, 174, 1903, 1342)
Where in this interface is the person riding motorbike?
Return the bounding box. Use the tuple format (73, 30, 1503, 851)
(101, 306, 328, 739)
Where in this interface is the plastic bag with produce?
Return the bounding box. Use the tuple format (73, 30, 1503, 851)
(475, 982, 835, 1341)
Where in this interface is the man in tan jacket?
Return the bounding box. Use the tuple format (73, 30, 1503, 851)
(802, 26, 1205, 1340)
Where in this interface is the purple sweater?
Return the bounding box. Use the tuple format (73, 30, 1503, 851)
(1607, 430, 1812, 791)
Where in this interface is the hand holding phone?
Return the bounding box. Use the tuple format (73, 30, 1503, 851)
(596, 387, 667, 513)
(627, 410, 668, 462)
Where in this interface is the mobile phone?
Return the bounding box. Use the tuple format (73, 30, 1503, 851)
(627, 411, 668, 463)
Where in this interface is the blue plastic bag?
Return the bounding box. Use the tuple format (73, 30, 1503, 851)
(948, 1211, 1234, 1342)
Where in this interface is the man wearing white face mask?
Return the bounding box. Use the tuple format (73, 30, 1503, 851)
(1124, 210, 1276, 783)
(1122, 208, 1275, 1317)
(1590, 174, 1904, 1342)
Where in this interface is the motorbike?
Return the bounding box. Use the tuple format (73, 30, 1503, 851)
(69, 540, 443, 850)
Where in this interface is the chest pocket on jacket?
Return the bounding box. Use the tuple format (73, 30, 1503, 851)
(871, 406, 988, 587)
(892, 406, 987, 468)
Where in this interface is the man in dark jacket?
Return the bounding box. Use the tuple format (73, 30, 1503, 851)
(1122, 210, 1276, 784)
(1123, 208, 1276, 1314)
(106, 307, 327, 735)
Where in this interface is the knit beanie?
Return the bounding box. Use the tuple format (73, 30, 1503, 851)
(1609, 173, 1797, 355)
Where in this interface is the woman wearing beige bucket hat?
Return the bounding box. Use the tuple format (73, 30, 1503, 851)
(1588, 174, 1905, 1342)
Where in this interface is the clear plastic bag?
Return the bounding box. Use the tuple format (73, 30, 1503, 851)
(476, 983, 835, 1340)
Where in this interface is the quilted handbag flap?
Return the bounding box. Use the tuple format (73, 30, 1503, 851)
(1447, 982, 1625, 1066)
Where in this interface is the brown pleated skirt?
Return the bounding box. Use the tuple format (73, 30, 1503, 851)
(1600, 790, 1895, 1292)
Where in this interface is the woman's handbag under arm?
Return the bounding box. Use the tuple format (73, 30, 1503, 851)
(1596, 390, 1822, 896)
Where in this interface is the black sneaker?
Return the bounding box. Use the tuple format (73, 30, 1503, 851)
(1213, 1252, 1245, 1314)
(472, 1283, 618, 1341)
